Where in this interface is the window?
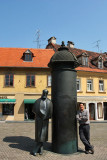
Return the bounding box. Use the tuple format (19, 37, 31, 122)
(98, 56, 103, 69)
(98, 59, 103, 69)
(99, 80, 104, 91)
(87, 79, 93, 91)
(23, 49, 33, 61)
(25, 54, 32, 61)
(5, 74, 14, 87)
(2, 104, 14, 115)
(47, 75, 51, 87)
(26, 75, 35, 87)
(76, 79, 81, 91)
(82, 56, 88, 66)
(81, 53, 89, 66)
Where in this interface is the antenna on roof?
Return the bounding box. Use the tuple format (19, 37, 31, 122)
(33, 29, 47, 48)
(34, 29, 41, 48)
(92, 40, 101, 53)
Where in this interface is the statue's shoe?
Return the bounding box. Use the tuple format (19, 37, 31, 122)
(39, 146, 43, 155)
(30, 151, 37, 156)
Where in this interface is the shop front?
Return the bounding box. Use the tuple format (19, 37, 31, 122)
(0, 99, 16, 121)
(0, 98, 36, 121)
(0, 92, 40, 121)
(24, 99, 36, 120)
(77, 96, 107, 121)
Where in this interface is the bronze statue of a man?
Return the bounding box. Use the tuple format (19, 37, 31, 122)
(31, 89, 53, 156)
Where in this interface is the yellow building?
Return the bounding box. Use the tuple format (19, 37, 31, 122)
(0, 39, 107, 122)
(46, 37, 107, 121)
(76, 70, 107, 120)
(0, 48, 54, 121)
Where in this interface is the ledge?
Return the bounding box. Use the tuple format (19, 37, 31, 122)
(98, 91, 106, 94)
(46, 86, 51, 88)
(86, 91, 95, 93)
(77, 91, 83, 93)
(25, 86, 36, 88)
(3, 86, 15, 88)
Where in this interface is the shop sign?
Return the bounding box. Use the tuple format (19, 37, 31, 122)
(0, 96, 7, 99)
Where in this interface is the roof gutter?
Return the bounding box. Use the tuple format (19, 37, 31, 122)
(0, 66, 50, 69)
(76, 69, 107, 74)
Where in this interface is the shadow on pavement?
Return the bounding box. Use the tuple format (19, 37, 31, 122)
(3, 136, 84, 155)
(3, 136, 52, 153)
(3, 136, 34, 152)
(78, 148, 85, 153)
(44, 143, 85, 154)
(44, 142, 52, 151)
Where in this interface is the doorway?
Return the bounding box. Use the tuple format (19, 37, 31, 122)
(25, 104, 35, 120)
(104, 102, 107, 120)
(89, 103, 95, 120)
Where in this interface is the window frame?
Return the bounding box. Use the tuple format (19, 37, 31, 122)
(47, 75, 52, 87)
(25, 53, 32, 61)
(81, 53, 89, 66)
(82, 56, 88, 66)
(98, 60, 103, 69)
(2, 104, 14, 115)
(26, 75, 35, 87)
(98, 56, 103, 69)
(99, 80, 104, 92)
(76, 78, 81, 91)
(87, 79, 93, 91)
(5, 74, 14, 87)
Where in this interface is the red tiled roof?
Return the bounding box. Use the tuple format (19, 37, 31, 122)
(0, 47, 107, 73)
(0, 48, 54, 68)
(76, 67, 107, 73)
(46, 43, 107, 72)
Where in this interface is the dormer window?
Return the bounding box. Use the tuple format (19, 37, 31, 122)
(81, 53, 89, 66)
(82, 56, 88, 66)
(23, 49, 34, 62)
(25, 53, 32, 61)
(98, 56, 103, 69)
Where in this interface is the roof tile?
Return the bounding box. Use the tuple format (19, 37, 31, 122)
(0, 47, 107, 73)
(46, 43, 107, 72)
(0, 48, 54, 68)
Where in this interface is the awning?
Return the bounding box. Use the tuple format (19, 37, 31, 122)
(0, 99, 16, 104)
(24, 99, 36, 104)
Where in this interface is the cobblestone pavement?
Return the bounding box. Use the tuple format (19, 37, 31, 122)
(0, 121, 107, 160)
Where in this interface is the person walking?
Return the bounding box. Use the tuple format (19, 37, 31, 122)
(76, 102, 94, 154)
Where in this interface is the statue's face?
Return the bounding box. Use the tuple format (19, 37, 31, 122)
(42, 90, 48, 99)
(43, 90, 48, 95)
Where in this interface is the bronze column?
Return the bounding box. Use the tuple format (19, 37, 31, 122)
(48, 42, 80, 154)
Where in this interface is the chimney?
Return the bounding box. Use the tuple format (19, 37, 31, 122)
(48, 37, 56, 44)
(103, 52, 107, 55)
(67, 41, 74, 48)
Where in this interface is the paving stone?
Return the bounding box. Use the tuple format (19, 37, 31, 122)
(0, 122, 107, 160)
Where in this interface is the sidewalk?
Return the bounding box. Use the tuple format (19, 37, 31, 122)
(0, 122, 107, 160)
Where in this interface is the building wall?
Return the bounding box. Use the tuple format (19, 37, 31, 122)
(77, 71, 107, 120)
(0, 68, 107, 121)
(0, 68, 51, 93)
(77, 71, 107, 96)
(0, 68, 51, 121)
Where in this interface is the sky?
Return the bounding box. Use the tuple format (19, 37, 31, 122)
(0, 0, 107, 53)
